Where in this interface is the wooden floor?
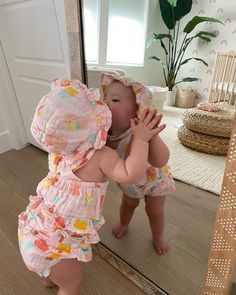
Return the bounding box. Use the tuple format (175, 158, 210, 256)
(0, 145, 235, 295)
(102, 182, 219, 295)
(0, 146, 145, 295)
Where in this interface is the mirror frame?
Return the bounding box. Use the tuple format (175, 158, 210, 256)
(64, 0, 87, 83)
(203, 117, 236, 295)
(64, 1, 236, 294)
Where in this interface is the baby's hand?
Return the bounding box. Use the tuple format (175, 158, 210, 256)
(147, 108, 166, 140)
(131, 109, 165, 142)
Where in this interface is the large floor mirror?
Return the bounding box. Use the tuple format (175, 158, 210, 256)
(80, 1, 236, 295)
(0, 0, 235, 295)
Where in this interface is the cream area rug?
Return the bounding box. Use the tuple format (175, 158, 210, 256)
(160, 110, 227, 195)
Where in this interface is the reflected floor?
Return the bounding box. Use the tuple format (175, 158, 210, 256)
(101, 181, 219, 295)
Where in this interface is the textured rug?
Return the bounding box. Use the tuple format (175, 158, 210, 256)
(160, 124, 227, 195)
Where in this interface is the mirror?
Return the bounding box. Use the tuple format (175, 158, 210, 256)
(0, 0, 235, 294)
(81, 1, 236, 294)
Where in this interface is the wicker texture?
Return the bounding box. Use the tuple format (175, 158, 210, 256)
(182, 108, 234, 138)
(203, 119, 236, 295)
(178, 126, 230, 156)
(64, 0, 85, 81)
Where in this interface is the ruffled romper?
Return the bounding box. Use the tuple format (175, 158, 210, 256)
(113, 129, 175, 199)
(18, 78, 112, 277)
(18, 153, 108, 277)
(100, 72, 175, 199)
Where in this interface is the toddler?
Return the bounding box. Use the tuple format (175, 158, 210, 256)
(100, 73, 175, 255)
(18, 78, 160, 295)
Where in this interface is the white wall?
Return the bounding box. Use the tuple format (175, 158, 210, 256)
(144, 0, 166, 86)
(123, 0, 236, 97)
(176, 0, 236, 103)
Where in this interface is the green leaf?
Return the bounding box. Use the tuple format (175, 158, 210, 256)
(174, 0, 192, 21)
(198, 36, 211, 42)
(160, 40, 168, 55)
(186, 31, 216, 45)
(146, 33, 173, 48)
(146, 36, 157, 48)
(167, 0, 177, 6)
(159, 0, 175, 29)
(159, 0, 192, 29)
(175, 77, 199, 85)
(187, 31, 216, 42)
(180, 57, 208, 66)
(148, 56, 161, 62)
(183, 16, 224, 34)
(182, 77, 199, 82)
(197, 31, 217, 38)
(148, 56, 166, 70)
(153, 33, 174, 41)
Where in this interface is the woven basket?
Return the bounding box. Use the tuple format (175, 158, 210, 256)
(182, 108, 235, 138)
(178, 125, 230, 156)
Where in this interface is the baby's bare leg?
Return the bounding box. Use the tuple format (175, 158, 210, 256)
(112, 194, 140, 238)
(49, 258, 82, 295)
(145, 195, 169, 255)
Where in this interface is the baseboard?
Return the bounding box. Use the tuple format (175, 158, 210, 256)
(0, 131, 12, 154)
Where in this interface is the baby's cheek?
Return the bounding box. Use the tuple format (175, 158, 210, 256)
(112, 106, 127, 121)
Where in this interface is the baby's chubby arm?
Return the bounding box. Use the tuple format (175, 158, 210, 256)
(100, 142, 148, 184)
(148, 134, 170, 167)
(100, 109, 161, 184)
(144, 109, 170, 167)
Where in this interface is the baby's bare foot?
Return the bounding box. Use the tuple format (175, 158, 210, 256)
(42, 277, 57, 288)
(153, 238, 169, 255)
(112, 222, 128, 238)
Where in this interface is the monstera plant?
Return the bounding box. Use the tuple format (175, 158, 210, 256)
(147, 0, 223, 92)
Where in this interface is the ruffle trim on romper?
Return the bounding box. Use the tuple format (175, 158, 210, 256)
(18, 195, 104, 276)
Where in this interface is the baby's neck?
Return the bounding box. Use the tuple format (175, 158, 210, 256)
(109, 127, 130, 137)
(108, 127, 130, 137)
(108, 128, 131, 142)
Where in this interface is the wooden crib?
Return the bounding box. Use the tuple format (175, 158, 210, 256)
(209, 51, 236, 108)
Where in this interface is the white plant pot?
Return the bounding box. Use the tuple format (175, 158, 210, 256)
(148, 86, 168, 111)
(165, 90, 176, 106)
(175, 89, 196, 108)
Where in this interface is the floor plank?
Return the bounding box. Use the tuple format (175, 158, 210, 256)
(0, 145, 235, 295)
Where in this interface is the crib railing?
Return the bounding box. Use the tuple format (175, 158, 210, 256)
(209, 51, 236, 107)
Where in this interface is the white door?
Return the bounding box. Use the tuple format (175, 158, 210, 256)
(0, 0, 69, 146)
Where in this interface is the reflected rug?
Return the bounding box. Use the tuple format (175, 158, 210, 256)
(160, 125, 227, 195)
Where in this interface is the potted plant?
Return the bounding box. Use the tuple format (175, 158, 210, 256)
(147, 0, 223, 106)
